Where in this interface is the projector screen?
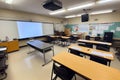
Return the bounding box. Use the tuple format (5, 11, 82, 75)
(17, 21, 43, 39)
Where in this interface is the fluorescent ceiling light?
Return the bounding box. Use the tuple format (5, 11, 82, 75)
(65, 15, 76, 18)
(90, 10, 113, 15)
(5, 0, 13, 4)
(49, 10, 66, 15)
(97, 0, 112, 4)
(67, 3, 94, 11)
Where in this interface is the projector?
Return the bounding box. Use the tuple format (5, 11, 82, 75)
(43, 0, 62, 11)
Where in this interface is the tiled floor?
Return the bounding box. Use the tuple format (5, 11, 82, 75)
(5, 44, 120, 80)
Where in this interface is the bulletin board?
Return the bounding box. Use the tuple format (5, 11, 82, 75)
(64, 22, 120, 38)
(89, 22, 120, 38)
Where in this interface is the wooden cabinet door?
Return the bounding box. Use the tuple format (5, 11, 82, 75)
(8, 40, 19, 52)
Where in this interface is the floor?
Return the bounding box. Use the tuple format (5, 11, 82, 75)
(5, 44, 120, 80)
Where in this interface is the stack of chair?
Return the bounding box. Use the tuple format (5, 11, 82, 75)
(0, 46, 8, 80)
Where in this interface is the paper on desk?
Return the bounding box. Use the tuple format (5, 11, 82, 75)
(91, 51, 113, 57)
(70, 46, 81, 51)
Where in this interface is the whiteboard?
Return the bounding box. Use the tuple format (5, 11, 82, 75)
(54, 23, 64, 32)
(0, 20, 18, 41)
(0, 20, 55, 40)
(42, 23, 54, 35)
(78, 24, 89, 34)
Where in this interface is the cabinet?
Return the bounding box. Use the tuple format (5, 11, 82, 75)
(0, 40, 19, 53)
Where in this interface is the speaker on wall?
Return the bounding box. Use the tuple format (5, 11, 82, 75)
(81, 14, 89, 22)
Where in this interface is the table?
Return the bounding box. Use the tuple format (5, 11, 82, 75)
(52, 52, 120, 80)
(50, 36, 70, 46)
(78, 39, 112, 46)
(27, 40, 54, 66)
(68, 44, 114, 66)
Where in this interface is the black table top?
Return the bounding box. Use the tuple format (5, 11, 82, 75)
(27, 40, 53, 50)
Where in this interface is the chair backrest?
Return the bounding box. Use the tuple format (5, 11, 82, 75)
(53, 63, 75, 80)
(90, 56, 108, 65)
(95, 37, 101, 41)
(85, 35, 90, 40)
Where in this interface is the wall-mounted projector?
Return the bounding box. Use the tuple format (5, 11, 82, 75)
(42, 0, 62, 11)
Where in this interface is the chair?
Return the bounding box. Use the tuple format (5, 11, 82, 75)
(96, 44, 110, 51)
(115, 46, 120, 61)
(69, 35, 75, 43)
(85, 35, 90, 40)
(69, 48, 85, 57)
(0, 58, 8, 80)
(85, 35, 93, 48)
(95, 37, 101, 41)
(46, 36, 56, 44)
(61, 32, 66, 36)
(51, 63, 76, 80)
(95, 37, 110, 51)
(0, 47, 8, 80)
(60, 37, 68, 47)
(90, 56, 108, 66)
(0, 46, 8, 60)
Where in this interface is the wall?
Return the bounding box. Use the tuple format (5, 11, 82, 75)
(67, 11, 120, 24)
(0, 8, 63, 23)
(0, 8, 64, 47)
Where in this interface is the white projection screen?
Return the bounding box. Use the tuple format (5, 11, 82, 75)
(17, 21, 43, 39)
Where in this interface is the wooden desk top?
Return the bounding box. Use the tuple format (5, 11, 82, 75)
(52, 52, 120, 80)
(50, 36, 70, 39)
(68, 44, 114, 60)
(61, 36, 70, 39)
(50, 36, 59, 38)
(78, 39, 112, 46)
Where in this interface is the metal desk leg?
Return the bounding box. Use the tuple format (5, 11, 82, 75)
(52, 46, 54, 56)
(51, 62, 54, 80)
(68, 48, 70, 53)
(42, 50, 46, 66)
(108, 61, 111, 66)
(42, 46, 54, 66)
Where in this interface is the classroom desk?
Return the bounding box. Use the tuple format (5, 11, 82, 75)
(61, 36, 70, 39)
(27, 40, 54, 66)
(50, 36, 59, 38)
(50, 36, 70, 46)
(68, 44, 114, 66)
(50, 36, 70, 39)
(52, 52, 120, 80)
(78, 39, 112, 46)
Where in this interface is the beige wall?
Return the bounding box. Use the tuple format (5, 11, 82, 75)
(0, 8, 64, 47)
(67, 11, 120, 24)
(0, 8, 63, 23)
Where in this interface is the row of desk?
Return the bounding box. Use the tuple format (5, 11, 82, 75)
(68, 44, 113, 66)
(78, 39, 112, 46)
(51, 35, 112, 46)
(50, 38, 120, 80)
(52, 52, 120, 80)
(50, 36, 70, 46)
